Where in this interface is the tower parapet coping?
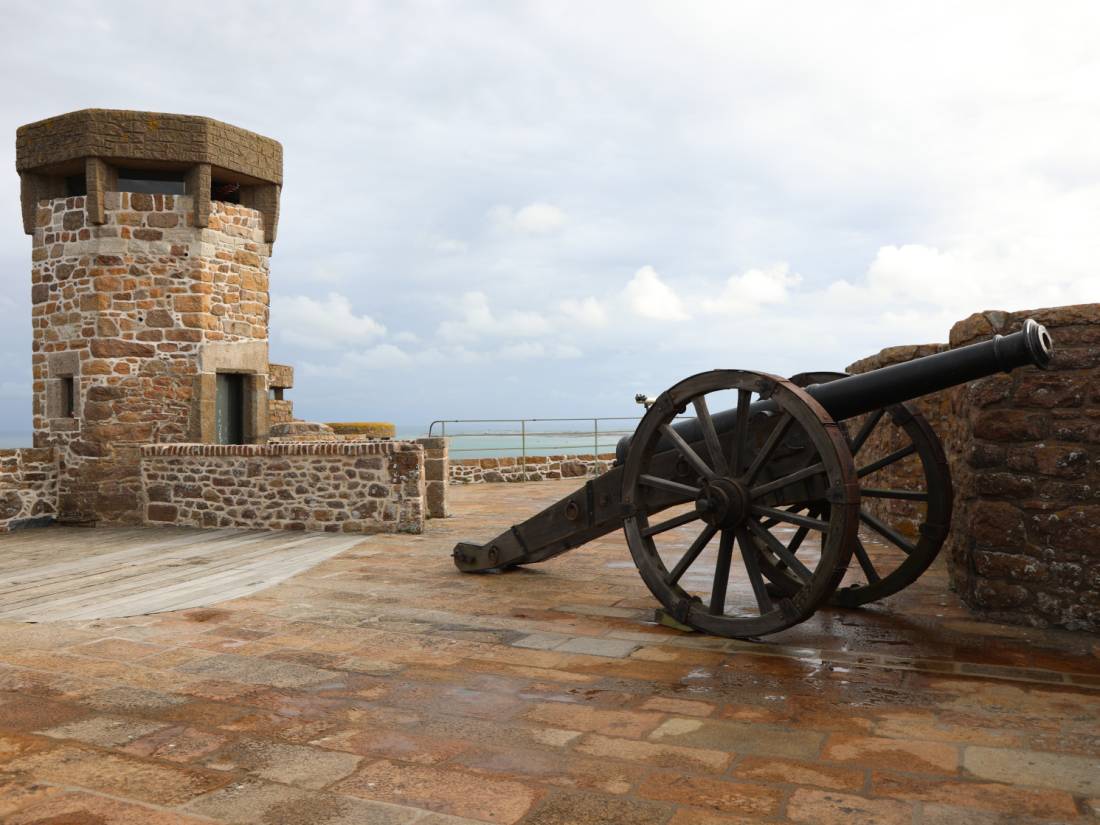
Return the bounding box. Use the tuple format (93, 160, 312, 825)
(16, 108, 282, 242)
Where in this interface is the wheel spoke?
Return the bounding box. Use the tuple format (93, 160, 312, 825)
(859, 508, 916, 554)
(642, 508, 704, 538)
(668, 523, 718, 584)
(640, 474, 702, 498)
(746, 519, 813, 582)
(708, 529, 734, 614)
(743, 412, 794, 484)
(860, 487, 928, 502)
(849, 408, 885, 455)
(736, 527, 774, 614)
(780, 505, 816, 556)
(660, 423, 717, 481)
(729, 388, 752, 476)
(857, 443, 918, 478)
(750, 462, 825, 500)
(761, 504, 806, 529)
(750, 505, 829, 532)
(692, 395, 730, 477)
(851, 536, 882, 583)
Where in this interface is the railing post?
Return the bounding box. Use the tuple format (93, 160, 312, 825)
(521, 419, 527, 481)
(593, 418, 598, 476)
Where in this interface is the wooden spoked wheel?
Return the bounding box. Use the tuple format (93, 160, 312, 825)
(621, 370, 861, 638)
(756, 371, 953, 608)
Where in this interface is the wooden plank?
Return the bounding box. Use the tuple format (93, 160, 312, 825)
(0, 527, 367, 623)
(0, 530, 279, 609)
(56, 536, 363, 621)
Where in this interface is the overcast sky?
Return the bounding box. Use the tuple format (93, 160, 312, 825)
(1, 2, 1098, 435)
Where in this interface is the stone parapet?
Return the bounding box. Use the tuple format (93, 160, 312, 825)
(0, 447, 58, 532)
(416, 437, 449, 518)
(945, 305, 1099, 631)
(849, 303, 1100, 632)
(327, 422, 396, 439)
(450, 453, 615, 484)
(140, 440, 424, 534)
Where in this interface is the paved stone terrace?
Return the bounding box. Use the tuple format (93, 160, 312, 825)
(1, 480, 1098, 824)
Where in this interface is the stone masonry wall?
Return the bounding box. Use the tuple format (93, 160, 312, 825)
(849, 304, 1099, 631)
(417, 437, 449, 518)
(947, 306, 1099, 631)
(450, 453, 615, 484)
(0, 448, 58, 532)
(31, 194, 270, 525)
(141, 441, 424, 534)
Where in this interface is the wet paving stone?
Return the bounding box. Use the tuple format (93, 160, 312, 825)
(2, 743, 229, 806)
(336, 759, 539, 824)
(1, 480, 1099, 823)
(38, 715, 167, 748)
(521, 788, 671, 825)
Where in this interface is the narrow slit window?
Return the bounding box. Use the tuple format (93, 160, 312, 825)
(117, 168, 186, 195)
(60, 376, 75, 418)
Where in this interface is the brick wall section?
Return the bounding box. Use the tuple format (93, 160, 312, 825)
(31, 194, 270, 525)
(849, 304, 1099, 631)
(450, 453, 615, 483)
(0, 448, 59, 532)
(140, 441, 424, 534)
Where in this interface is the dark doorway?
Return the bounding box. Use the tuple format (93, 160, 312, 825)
(216, 373, 246, 444)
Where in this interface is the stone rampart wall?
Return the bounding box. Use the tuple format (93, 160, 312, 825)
(849, 304, 1099, 631)
(450, 453, 615, 483)
(0, 448, 58, 532)
(140, 441, 424, 534)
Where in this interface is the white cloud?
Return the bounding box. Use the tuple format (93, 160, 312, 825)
(624, 266, 689, 321)
(497, 341, 583, 360)
(701, 264, 802, 315)
(433, 237, 468, 255)
(273, 292, 386, 351)
(489, 203, 567, 235)
(437, 291, 552, 342)
(558, 296, 608, 327)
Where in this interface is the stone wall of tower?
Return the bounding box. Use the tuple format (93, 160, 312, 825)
(31, 193, 271, 524)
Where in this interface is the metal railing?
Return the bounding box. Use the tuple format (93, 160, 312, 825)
(427, 417, 645, 479)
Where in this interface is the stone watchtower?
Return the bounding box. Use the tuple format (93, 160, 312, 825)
(16, 109, 283, 524)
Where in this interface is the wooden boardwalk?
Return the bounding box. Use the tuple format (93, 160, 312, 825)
(0, 526, 366, 622)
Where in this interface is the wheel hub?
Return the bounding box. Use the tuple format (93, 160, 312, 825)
(696, 478, 750, 529)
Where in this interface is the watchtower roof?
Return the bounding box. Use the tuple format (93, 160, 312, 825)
(16, 108, 281, 184)
(15, 109, 283, 241)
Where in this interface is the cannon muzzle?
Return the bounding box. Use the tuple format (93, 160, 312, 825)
(617, 318, 1054, 463)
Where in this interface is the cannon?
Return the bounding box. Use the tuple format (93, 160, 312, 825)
(453, 320, 1055, 638)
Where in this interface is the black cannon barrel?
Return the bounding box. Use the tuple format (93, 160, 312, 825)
(616, 318, 1053, 463)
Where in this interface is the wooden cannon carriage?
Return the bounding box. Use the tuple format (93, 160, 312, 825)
(453, 320, 1054, 638)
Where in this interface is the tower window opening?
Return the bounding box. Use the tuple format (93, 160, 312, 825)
(117, 168, 186, 195)
(64, 175, 87, 197)
(211, 180, 241, 204)
(60, 376, 75, 418)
